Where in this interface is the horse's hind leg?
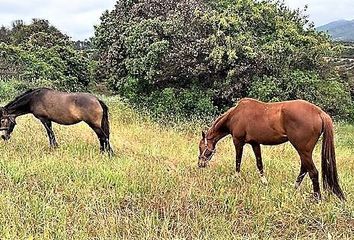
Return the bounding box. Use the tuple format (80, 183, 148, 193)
(251, 143, 268, 185)
(91, 127, 105, 151)
(39, 118, 58, 148)
(100, 129, 113, 155)
(298, 151, 321, 200)
(294, 164, 307, 189)
(289, 127, 321, 200)
(102, 137, 113, 154)
(90, 125, 113, 154)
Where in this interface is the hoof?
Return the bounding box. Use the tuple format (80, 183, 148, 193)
(260, 176, 268, 185)
(294, 181, 301, 189)
(313, 192, 322, 202)
(50, 144, 59, 149)
(108, 151, 115, 158)
(101, 148, 115, 157)
(235, 172, 241, 178)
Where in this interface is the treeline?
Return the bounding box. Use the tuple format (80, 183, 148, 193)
(94, 0, 353, 120)
(0, 19, 92, 97)
(1, 0, 354, 121)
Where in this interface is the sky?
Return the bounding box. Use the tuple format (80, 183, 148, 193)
(0, 0, 353, 40)
(284, 0, 354, 26)
(0, 0, 116, 40)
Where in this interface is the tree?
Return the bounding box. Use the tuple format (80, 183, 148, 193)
(94, 0, 352, 119)
(0, 26, 11, 44)
(0, 19, 90, 92)
(8, 19, 69, 47)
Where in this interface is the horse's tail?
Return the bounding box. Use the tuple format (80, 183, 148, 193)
(320, 112, 345, 200)
(98, 99, 110, 139)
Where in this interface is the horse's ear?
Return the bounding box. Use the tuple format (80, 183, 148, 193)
(201, 131, 206, 139)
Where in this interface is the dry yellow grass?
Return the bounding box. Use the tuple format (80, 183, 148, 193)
(0, 96, 353, 239)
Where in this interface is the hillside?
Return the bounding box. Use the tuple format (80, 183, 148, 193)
(317, 20, 354, 42)
(0, 97, 353, 238)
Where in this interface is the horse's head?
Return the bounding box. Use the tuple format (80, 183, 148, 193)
(0, 108, 16, 141)
(198, 131, 216, 168)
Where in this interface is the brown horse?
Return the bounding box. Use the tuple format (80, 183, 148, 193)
(0, 88, 113, 154)
(198, 98, 345, 200)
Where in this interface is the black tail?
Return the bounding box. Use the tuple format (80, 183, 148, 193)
(98, 99, 110, 139)
(320, 112, 345, 201)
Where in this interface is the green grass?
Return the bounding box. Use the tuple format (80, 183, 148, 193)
(0, 97, 353, 239)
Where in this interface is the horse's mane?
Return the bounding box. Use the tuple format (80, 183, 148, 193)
(211, 112, 228, 129)
(209, 106, 235, 134)
(5, 88, 49, 110)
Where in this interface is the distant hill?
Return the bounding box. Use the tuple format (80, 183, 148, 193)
(317, 20, 354, 42)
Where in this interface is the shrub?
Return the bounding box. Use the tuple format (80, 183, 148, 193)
(0, 19, 90, 92)
(248, 70, 353, 119)
(94, 0, 347, 120)
(0, 43, 90, 91)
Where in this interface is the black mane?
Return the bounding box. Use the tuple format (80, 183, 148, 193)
(5, 88, 50, 111)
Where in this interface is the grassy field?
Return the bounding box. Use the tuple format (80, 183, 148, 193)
(0, 97, 353, 239)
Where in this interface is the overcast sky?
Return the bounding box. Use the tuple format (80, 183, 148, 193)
(284, 0, 354, 26)
(0, 0, 116, 40)
(0, 0, 353, 40)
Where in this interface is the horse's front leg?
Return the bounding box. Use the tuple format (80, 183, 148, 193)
(233, 139, 244, 176)
(39, 118, 58, 148)
(251, 143, 268, 185)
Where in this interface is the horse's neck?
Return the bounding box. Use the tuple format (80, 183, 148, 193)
(208, 113, 230, 144)
(6, 106, 29, 117)
(5, 96, 32, 116)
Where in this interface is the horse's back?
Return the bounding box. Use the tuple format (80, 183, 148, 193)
(280, 100, 323, 127)
(31, 88, 103, 126)
(236, 98, 323, 122)
(230, 98, 324, 145)
(230, 98, 287, 144)
(34, 89, 100, 111)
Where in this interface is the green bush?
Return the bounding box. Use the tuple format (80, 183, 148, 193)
(0, 79, 35, 100)
(118, 78, 217, 121)
(0, 43, 89, 92)
(146, 87, 217, 120)
(94, 0, 349, 120)
(0, 19, 90, 92)
(248, 70, 353, 119)
(0, 80, 18, 100)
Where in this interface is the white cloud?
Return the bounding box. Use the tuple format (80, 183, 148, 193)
(0, 0, 116, 40)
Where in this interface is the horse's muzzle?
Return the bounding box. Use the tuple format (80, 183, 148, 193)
(1, 134, 10, 141)
(198, 157, 209, 168)
(0, 130, 10, 141)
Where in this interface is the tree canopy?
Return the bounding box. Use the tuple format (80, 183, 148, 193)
(0, 19, 90, 92)
(0, 1, 352, 120)
(94, 0, 352, 119)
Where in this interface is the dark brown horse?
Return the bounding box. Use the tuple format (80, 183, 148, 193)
(0, 88, 113, 154)
(198, 98, 345, 200)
